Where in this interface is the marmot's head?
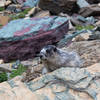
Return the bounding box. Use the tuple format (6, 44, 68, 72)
(39, 45, 57, 60)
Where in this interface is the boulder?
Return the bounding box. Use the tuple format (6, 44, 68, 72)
(38, 0, 79, 15)
(0, 16, 69, 62)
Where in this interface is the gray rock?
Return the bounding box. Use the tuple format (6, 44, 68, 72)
(0, 67, 100, 100)
(77, 0, 90, 8)
(79, 4, 100, 17)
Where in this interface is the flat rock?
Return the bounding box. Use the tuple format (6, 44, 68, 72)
(79, 5, 100, 17)
(0, 63, 12, 72)
(0, 66, 100, 100)
(63, 40, 100, 67)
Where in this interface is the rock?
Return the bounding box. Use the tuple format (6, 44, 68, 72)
(0, 67, 100, 100)
(57, 30, 87, 47)
(0, 16, 10, 26)
(0, 59, 39, 73)
(12, 0, 39, 8)
(64, 40, 100, 67)
(33, 10, 50, 18)
(25, 7, 41, 17)
(23, 0, 39, 8)
(88, 31, 100, 40)
(0, 63, 12, 72)
(0, 59, 4, 64)
(86, 63, 100, 74)
(86, 0, 99, 4)
(79, 5, 100, 17)
(5, 0, 12, 6)
(0, 16, 69, 62)
(12, 0, 24, 4)
(0, 0, 6, 7)
(77, 0, 90, 8)
(38, 0, 79, 15)
(21, 60, 37, 67)
(95, 21, 100, 26)
(59, 13, 83, 26)
(71, 15, 96, 25)
(6, 4, 22, 13)
(0, 58, 40, 73)
(73, 31, 92, 42)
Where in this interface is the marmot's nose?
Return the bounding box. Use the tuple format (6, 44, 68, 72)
(39, 54, 44, 59)
(40, 55, 43, 59)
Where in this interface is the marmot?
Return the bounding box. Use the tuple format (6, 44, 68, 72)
(22, 45, 82, 82)
(39, 45, 82, 73)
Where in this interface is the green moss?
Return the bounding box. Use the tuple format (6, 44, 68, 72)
(0, 72, 8, 83)
(10, 64, 26, 79)
(22, 8, 32, 14)
(0, 24, 3, 27)
(76, 25, 94, 30)
(0, 64, 26, 83)
(10, 8, 32, 20)
(0, 7, 5, 11)
(10, 14, 25, 20)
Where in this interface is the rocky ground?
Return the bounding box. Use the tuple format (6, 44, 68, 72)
(0, 0, 100, 100)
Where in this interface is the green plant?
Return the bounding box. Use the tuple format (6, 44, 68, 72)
(76, 25, 94, 30)
(0, 64, 26, 83)
(0, 7, 5, 11)
(0, 24, 3, 27)
(10, 8, 32, 20)
(22, 8, 32, 14)
(0, 72, 8, 83)
(10, 64, 26, 79)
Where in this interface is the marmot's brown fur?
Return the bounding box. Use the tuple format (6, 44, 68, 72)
(39, 45, 82, 73)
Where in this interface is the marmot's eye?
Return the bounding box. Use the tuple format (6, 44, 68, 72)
(53, 47, 57, 52)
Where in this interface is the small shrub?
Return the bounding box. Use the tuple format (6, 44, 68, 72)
(0, 72, 8, 83)
(22, 8, 32, 15)
(0, 7, 5, 11)
(0, 64, 26, 83)
(76, 25, 94, 30)
(18, 13, 25, 18)
(10, 64, 26, 79)
(10, 8, 32, 20)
